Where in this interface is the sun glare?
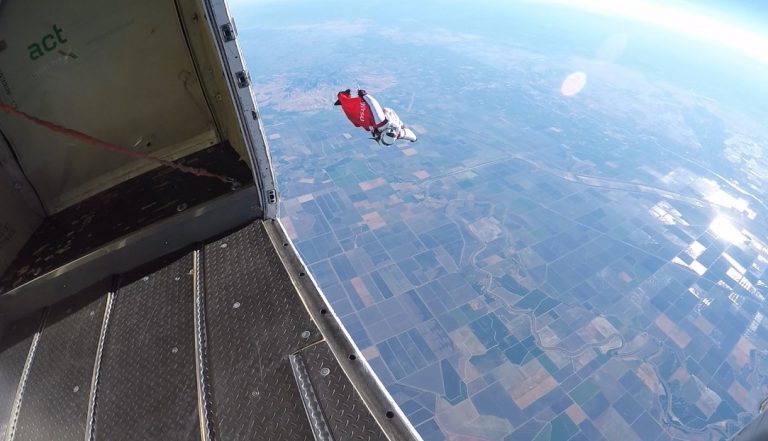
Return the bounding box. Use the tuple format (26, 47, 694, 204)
(546, 0, 768, 64)
(709, 216, 747, 245)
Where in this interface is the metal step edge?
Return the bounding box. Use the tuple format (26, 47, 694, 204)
(289, 350, 334, 441)
(85, 291, 114, 441)
(3, 310, 47, 441)
(193, 249, 215, 441)
(0, 185, 260, 321)
(263, 219, 423, 441)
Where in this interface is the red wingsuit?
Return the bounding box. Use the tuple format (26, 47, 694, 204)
(335, 90, 417, 145)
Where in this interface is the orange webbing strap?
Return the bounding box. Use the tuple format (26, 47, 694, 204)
(0, 103, 239, 186)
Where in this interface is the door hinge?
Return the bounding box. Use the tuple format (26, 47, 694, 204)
(221, 21, 236, 42)
(235, 70, 250, 88)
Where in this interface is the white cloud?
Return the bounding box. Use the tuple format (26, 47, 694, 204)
(236, 20, 372, 36)
(272, 21, 370, 36)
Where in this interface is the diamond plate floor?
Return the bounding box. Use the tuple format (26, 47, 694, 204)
(0, 314, 41, 440)
(203, 222, 323, 441)
(0, 221, 394, 441)
(13, 287, 106, 441)
(298, 342, 388, 441)
(92, 255, 200, 441)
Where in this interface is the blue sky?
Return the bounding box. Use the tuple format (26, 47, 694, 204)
(229, 0, 768, 65)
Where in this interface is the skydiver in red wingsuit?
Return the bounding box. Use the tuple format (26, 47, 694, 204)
(334, 89, 417, 146)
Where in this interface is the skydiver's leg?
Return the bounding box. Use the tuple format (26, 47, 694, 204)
(361, 94, 387, 127)
(400, 127, 418, 142)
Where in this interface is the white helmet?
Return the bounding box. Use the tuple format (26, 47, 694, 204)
(380, 127, 398, 146)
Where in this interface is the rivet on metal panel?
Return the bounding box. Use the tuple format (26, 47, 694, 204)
(348, 354, 357, 361)
(232, 302, 241, 309)
(175, 276, 181, 281)
(220, 243, 228, 249)
(143, 276, 149, 282)
(301, 331, 311, 339)
(385, 411, 394, 418)
(172, 347, 179, 354)
(73, 385, 80, 393)
(177, 203, 188, 212)
(319, 368, 330, 377)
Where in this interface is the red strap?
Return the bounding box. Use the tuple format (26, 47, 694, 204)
(0, 103, 238, 186)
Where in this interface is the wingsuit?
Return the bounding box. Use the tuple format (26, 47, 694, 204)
(335, 89, 417, 146)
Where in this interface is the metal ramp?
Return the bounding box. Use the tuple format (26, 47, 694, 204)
(0, 222, 390, 441)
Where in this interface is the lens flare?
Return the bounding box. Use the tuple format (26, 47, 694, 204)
(560, 71, 587, 96)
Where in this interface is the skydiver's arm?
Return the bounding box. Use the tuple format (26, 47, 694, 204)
(361, 94, 387, 127)
(334, 89, 352, 105)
